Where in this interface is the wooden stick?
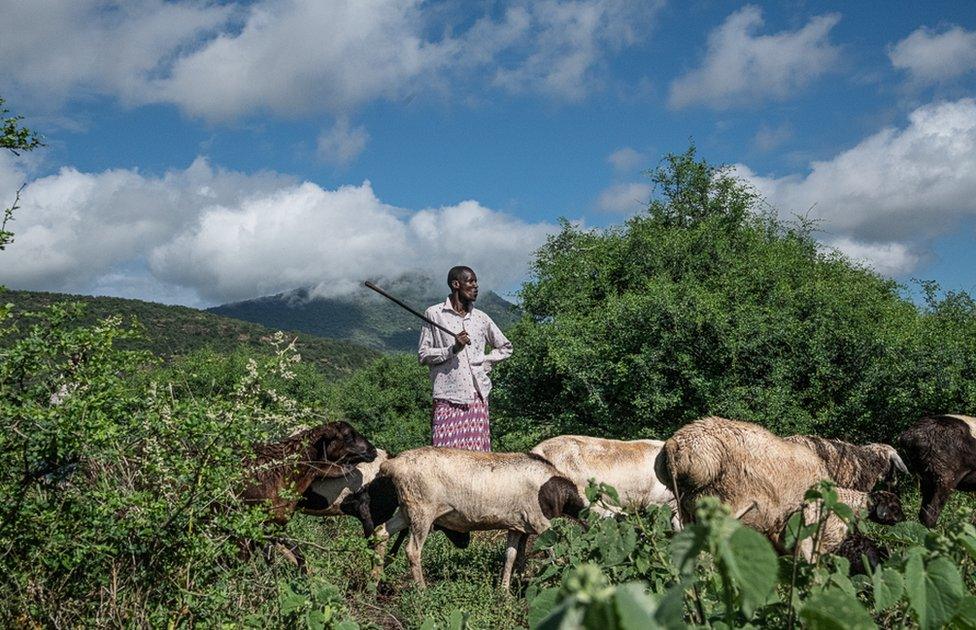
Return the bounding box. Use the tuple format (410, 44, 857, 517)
(364, 281, 459, 339)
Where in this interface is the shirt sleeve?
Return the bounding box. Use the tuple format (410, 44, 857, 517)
(418, 320, 454, 366)
(483, 316, 513, 370)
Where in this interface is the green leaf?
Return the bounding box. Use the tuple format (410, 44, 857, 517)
(716, 526, 778, 617)
(654, 583, 690, 630)
(279, 585, 306, 615)
(670, 525, 706, 578)
(905, 554, 965, 630)
(534, 598, 586, 630)
(528, 588, 563, 629)
(799, 587, 876, 630)
(784, 511, 819, 550)
(613, 583, 659, 630)
(872, 567, 904, 613)
(305, 609, 326, 630)
(957, 534, 976, 561)
(448, 608, 467, 630)
(949, 596, 976, 630)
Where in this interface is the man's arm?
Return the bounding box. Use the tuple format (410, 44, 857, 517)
(418, 320, 455, 366)
(483, 317, 513, 370)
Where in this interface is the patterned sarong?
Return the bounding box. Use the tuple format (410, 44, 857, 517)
(432, 397, 491, 452)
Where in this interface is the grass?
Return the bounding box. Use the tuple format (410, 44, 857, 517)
(270, 488, 976, 629)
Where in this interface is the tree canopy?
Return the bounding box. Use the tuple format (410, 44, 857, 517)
(493, 147, 976, 442)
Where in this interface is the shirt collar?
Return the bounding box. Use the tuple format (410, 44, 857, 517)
(442, 297, 474, 317)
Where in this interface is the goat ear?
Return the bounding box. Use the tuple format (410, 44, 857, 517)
(315, 431, 336, 461)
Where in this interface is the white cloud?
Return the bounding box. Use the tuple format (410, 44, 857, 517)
(734, 98, 976, 275)
(489, 0, 663, 101)
(607, 147, 646, 172)
(317, 119, 370, 166)
(889, 25, 976, 85)
(0, 0, 231, 107)
(153, 0, 452, 119)
(0, 156, 555, 305)
(824, 237, 921, 277)
(596, 182, 651, 213)
(668, 5, 841, 109)
(1, 0, 661, 119)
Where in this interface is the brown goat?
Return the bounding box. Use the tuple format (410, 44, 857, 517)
(240, 421, 377, 524)
(897, 414, 976, 527)
(784, 435, 908, 492)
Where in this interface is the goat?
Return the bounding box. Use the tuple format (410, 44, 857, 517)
(240, 421, 377, 525)
(655, 416, 902, 566)
(374, 447, 585, 590)
(297, 449, 403, 539)
(784, 435, 908, 492)
(798, 487, 903, 569)
(897, 414, 976, 527)
(530, 434, 678, 525)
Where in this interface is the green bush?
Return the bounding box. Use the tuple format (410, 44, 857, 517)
(526, 484, 976, 629)
(0, 302, 357, 626)
(494, 147, 976, 442)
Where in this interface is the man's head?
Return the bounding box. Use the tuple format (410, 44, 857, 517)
(447, 266, 478, 303)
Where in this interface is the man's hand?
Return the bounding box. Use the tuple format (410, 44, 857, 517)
(452, 330, 471, 353)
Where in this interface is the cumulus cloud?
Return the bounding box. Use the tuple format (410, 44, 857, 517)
(317, 118, 370, 166)
(889, 25, 976, 85)
(668, 5, 841, 109)
(489, 0, 664, 100)
(0, 156, 554, 305)
(595, 182, 651, 214)
(607, 147, 647, 172)
(0, 0, 231, 107)
(1, 0, 661, 119)
(824, 238, 921, 277)
(734, 98, 976, 275)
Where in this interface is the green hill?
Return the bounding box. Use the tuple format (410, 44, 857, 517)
(1, 289, 379, 380)
(208, 274, 521, 352)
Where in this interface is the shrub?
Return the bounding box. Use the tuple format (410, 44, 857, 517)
(494, 147, 976, 442)
(0, 302, 355, 626)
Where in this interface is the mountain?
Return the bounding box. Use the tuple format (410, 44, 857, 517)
(208, 275, 522, 352)
(1, 290, 379, 380)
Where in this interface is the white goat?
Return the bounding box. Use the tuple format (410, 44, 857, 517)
(530, 435, 678, 525)
(375, 447, 585, 590)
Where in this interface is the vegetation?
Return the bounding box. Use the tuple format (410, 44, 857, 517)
(1, 96, 42, 253)
(208, 273, 521, 352)
(2, 290, 379, 380)
(493, 148, 976, 443)
(2, 144, 975, 627)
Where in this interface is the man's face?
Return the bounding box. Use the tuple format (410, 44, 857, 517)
(455, 270, 479, 302)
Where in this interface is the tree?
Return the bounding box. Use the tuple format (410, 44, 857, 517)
(1, 96, 42, 252)
(492, 147, 976, 442)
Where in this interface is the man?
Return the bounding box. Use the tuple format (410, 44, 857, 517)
(418, 266, 513, 451)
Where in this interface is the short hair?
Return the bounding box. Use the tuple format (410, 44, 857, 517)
(447, 266, 475, 288)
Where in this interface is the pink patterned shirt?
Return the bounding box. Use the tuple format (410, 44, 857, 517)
(418, 298, 513, 404)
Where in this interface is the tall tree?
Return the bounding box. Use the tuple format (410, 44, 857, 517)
(493, 147, 976, 443)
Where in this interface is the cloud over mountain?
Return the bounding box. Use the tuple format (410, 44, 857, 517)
(0, 156, 555, 305)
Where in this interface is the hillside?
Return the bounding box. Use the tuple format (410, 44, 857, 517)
(208, 275, 521, 352)
(0, 290, 379, 380)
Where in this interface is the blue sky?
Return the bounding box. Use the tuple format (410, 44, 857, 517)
(1, 0, 974, 306)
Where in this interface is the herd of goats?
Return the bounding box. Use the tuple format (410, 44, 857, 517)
(240, 413, 976, 591)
